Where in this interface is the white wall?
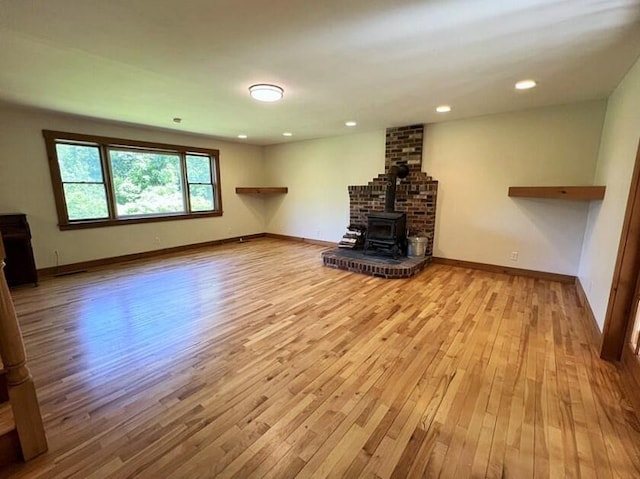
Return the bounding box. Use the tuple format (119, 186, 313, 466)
(0, 104, 266, 268)
(264, 102, 605, 276)
(424, 101, 606, 275)
(579, 57, 640, 330)
(263, 130, 386, 242)
(0, 97, 614, 283)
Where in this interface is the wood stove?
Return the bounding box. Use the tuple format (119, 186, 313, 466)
(364, 164, 409, 259)
(364, 212, 407, 258)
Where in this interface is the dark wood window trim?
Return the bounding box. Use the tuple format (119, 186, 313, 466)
(43, 130, 223, 230)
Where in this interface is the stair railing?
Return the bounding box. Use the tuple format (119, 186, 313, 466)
(0, 233, 47, 460)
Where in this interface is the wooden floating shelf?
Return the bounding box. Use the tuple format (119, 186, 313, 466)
(235, 187, 288, 195)
(508, 186, 606, 201)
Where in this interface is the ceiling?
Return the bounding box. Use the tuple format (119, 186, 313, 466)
(1, 0, 640, 145)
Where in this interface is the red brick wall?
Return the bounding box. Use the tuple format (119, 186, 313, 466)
(385, 124, 424, 173)
(348, 125, 438, 257)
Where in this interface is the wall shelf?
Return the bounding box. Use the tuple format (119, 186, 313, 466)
(508, 186, 606, 201)
(235, 187, 288, 194)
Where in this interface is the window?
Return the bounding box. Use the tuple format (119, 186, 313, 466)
(43, 131, 222, 229)
(56, 143, 110, 221)
(109, 149, 185, 217)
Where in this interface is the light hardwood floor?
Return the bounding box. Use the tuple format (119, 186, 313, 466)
(4, 238, 640, 478)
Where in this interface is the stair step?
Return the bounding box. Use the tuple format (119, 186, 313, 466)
(0, 402, 14, 436)
(0, 402, 20, 467)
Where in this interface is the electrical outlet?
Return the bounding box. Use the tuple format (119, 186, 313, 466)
(154, 237, 161, 245)
(510, 251, 519, 261)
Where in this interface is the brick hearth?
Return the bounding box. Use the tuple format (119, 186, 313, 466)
(323, 124, 438, 278)
(348, 124, 438, 257)
(321, 249, 429, 279)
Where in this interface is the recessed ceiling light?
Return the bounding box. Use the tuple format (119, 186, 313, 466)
(172, 117, 182, 123)
(436, 105, 452, 113)
(238, 134, 247, 139)
(345, 121, 357, 127)
(249, 84, 284, 102)
(282, 132, 293, 137)
(515, 79, 537, 90)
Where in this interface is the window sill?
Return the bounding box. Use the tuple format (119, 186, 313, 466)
(59, 211, 223, 230)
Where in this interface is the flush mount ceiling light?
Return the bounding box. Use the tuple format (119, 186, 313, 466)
(345, 121, 357, 127)
(515, 79, 537, 90)
(237, 134, 247, 139)
(436, 105, 452, 113)
(249, 84, 284, 102)
(282, 132, 293, 137)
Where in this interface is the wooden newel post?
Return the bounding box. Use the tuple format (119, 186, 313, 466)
(0, 234, 47, 460)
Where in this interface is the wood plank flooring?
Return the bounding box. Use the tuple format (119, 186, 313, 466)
(3, 238, 640, 478)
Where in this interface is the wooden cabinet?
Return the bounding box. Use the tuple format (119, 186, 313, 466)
(0, 214, 37, 286)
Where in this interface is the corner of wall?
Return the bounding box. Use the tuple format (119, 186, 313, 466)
(576, 55, 640, 331)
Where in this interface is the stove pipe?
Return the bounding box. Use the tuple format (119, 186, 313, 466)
(385, 164, 409, 212)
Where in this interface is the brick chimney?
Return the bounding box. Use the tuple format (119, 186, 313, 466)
(348, 124, 438, 258)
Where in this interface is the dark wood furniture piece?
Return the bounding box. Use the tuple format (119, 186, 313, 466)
(0, 215, 37, 286)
